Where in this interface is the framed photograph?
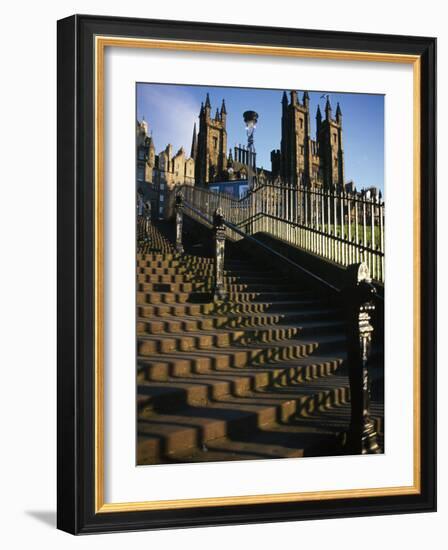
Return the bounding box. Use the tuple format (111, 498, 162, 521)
(57, 14, 436, 534)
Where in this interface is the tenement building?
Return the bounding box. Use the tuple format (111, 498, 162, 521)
(136, 117, 195, 193)
(136, 117, 195, 219)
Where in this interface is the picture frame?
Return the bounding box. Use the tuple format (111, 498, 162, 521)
(57, 14, 436, 534)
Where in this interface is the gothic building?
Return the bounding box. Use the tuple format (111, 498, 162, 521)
(194, 93, 271, 186)
(136, 118, 195, 192)
(194, 93, 228, 184)
(136, 118, 195, 219)
(271, 91, 344, 189)
(137, 90, 346, 197)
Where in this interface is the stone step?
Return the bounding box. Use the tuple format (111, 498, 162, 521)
(136, 280, 301, 293)
(137, 350, 345, 384)
(136, 266, 278, 281)
(138, 401, 383, 465)
(136, 308, 340, 333)
(148, 401, 384, 464)
(137, 323, 344, 353)
(136, 256, 273, 268)
(137, 273, 195, 283)
(137, 375, 350, 462)
(137, 319, 344, 346)
(136, 257, 257, 269)
(162, 434, 309, 463)
(138, 333, 345, 363)
(135, 221, 383, 464)
(137, 353, 343, 385)
(136, 299, 324, 318)
(136, 290, 317, 305)
(136, 272, 283, 285)
(137, 253, 180, 262)
(136, 266, 192, 276)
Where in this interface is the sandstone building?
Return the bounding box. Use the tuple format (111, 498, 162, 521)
(137, 89, 346, 198)
(271, 91, 344, 189)
(136, 118, 195, 219)
(193, 91, 344, 189)
(194, 93, 271, 186)
(136, 117, 195, 193)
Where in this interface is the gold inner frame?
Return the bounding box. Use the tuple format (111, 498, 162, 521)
(94, 36, 421, 513)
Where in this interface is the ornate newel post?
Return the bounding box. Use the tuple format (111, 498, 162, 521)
(174, 190, 184, 254)
(143, 199, 152, 243)
(345, 262, 381, 454)
(212, 207, 227, 301)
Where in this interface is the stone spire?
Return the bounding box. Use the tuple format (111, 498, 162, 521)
(190, 123, 197, 160)
(282, 91, 288, 106)
(220, 99, 227, 126)
(302, 91, 310, 108)
(290, 90, 298, 105)
(205, 92, 211, 109)
(204, 93, 211, 118)
(316, 104, 322, 129)
(336, 102, 342, 123)
(325, 96, 332, 120)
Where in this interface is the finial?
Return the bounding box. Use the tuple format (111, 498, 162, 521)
(325, 95, 332, 119)
(336, 102, 342, 122)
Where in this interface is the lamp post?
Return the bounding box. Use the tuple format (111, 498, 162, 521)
(243, 110, 258, 188)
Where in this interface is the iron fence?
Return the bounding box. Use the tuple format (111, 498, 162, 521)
(181, 182, 385, 283)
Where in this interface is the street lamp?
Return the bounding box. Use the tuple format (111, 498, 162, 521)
(243, 110, 258, 187)
(243, 110, 258, 157)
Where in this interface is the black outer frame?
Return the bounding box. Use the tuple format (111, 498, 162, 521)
(57, 14, 436, 535)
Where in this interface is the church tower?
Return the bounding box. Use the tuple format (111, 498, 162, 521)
(279, 90, 313, 187)
(275, 91, 345, 189)
(195, 93, 228, 185)
(316, 97, 344, 189)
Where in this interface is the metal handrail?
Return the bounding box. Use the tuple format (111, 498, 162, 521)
(182, 200, 340, 294)
(175, 196, 383, 453)
(181, 182, 385, 283)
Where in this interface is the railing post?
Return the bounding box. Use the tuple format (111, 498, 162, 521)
(174, 190, 184, 254)
(143, 199, 152, 243)
(212, 207, 227, 301)
(344, 262, 381, 454)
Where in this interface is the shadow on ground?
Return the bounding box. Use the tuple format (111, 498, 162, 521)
(25, 510, 56, 528)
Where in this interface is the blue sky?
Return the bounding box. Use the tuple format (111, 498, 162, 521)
(137, 83, 384, 191)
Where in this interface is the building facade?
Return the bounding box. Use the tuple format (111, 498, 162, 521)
(272, 91, 345, 189)
(194, 93, 271, 186)
(136, 117, 195, 218)
(137, 89, 347, 210)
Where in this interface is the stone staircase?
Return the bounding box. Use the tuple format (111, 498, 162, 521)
(136, 220, 383, 465)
